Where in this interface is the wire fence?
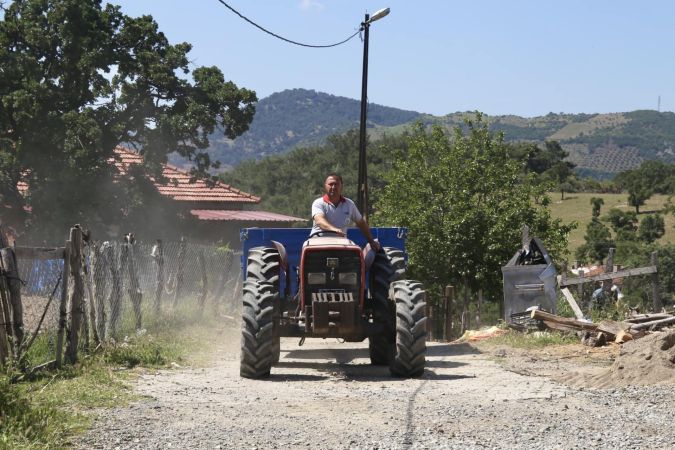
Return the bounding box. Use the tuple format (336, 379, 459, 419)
(12, 238, 242, 369)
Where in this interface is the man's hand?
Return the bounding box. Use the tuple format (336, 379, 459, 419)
(369, 239, 381, 252)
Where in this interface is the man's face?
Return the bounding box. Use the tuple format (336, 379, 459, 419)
(324, 176, 342, 200)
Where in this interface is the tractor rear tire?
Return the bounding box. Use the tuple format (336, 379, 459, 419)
(371, 247, 406, 295)
(240, 280, 277, 378)
(246, 247, 280, 289)
(246, 247, 281, 363)
(390, 280, 426, 378)
(369, 332, 393, 365)
(368, 247, 406, 366)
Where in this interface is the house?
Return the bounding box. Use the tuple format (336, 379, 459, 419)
(111, 147, 304, 246)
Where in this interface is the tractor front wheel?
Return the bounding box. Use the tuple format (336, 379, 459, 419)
(240, 280, 278, 378)
(390, 280, 427, 378)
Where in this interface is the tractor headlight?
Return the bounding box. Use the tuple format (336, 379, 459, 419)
(339, 272, 358, 285)
(307, 272, 326, 284)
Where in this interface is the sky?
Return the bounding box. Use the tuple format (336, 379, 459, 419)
(111, 0, 675, 118)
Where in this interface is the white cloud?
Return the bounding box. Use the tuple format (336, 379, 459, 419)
(299, 0, 325, 12)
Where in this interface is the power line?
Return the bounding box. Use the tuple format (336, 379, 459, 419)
(215, 0, 360, 48)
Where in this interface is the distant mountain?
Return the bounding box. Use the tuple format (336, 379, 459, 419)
(190, 88, 675, 178)
(204, 88, 422, 167)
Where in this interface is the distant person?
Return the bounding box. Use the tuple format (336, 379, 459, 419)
(310, 173, 381, 252)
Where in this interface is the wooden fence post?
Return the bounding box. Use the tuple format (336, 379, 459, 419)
(65, 226, 84, 364)
(173, 237, 187, 307)
(198, 250, 208, 314)
(124, 237, 142, 331)
(153, 239, 164, 314)
(0, 276, 9, 365)
(443, 285, 454, 341)
(1, 247, 25, 356)
(83, 245, 99, 345)
(604, 248, 615, 294)
(577, 270, 585, 309)
(106, 243, 123, 338)
(461, 278, 470, 334)
(426, 300, 434, 341)
(92, 243, 108, 341)
(55, 240, 71, 367)
(651, 251, 662, 312)
(475, 289, 483, 329)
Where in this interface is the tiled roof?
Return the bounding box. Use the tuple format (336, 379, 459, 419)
(190, 209, 304, 223)
(113, 147, 260, 204)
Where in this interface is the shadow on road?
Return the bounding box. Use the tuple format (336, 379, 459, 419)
(283, 347, 369, 362)
(424, 359, 468, 369)
(267, 373, 329, 382)
(426, 342, 482, 357)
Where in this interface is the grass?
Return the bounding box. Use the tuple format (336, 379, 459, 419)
(478, 328, 579, 349)
(1, 299, 227, 449)
(546, 192, 674, 254)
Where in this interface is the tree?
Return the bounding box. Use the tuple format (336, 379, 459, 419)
(0, 0, 256, 239)
(638, 214, 665, 244)
(575, 219, 614, 264)
(373, 116, 574, 304)
(590, 197, 604, 218)
(604, 208, 638, 241)
(615, 171, 652, 214)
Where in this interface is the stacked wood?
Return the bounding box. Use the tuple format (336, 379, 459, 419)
(529, 309, 652, 346)
(629, 316, 675, 331)
(530, 309, 597, 333)
(623, 311, 675, 332)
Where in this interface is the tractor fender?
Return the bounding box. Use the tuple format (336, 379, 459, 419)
(362, 240, 379, 272)
(270, 240, 289, 272)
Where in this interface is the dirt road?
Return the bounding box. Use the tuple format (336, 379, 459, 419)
(77, 330, 675, 449)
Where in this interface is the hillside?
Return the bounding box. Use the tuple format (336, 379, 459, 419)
(204, 88, 421, 166)
(188, 89, 675, 177)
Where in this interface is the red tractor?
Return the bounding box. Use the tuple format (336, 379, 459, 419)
(239, 229, 426, 379)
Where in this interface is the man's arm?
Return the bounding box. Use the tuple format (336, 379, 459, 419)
(355, 217, 381, 252)
(314, 213, 346, 236)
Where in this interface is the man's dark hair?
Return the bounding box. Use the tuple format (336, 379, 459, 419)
(325, 173, 343, 183)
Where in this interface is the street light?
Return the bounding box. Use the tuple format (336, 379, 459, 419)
(356, 7, 390, 221)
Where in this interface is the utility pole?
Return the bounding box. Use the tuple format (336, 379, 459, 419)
(356, 8, 389, 221)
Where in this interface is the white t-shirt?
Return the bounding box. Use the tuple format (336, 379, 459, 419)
(310, 195, 362, 236)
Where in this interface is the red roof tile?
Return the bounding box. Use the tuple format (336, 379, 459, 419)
(113, 147, 260, 204)
(190, 209, 305, 223)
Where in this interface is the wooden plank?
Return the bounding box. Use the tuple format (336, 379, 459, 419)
(596, 320, 631, 339)
(15, 246, 65, 260)
(531, 309, 598, 331)
(624, 313, 673, 324)
(630, 316, 675, 331)
(560, 266, 657, 286)
(541, 320, 597, 334)
(615, 330, 634, 343)
(561, 288, 585, 320)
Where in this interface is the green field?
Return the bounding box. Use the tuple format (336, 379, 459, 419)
(547, 192, 674, 254)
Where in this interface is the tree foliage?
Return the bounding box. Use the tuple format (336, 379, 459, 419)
(612, 160, 675, 214)
(590, 197, 604, 218)
(638, 214, 665, 244)
(0, 0, 256, 239)
(220, 130, 405, 222)
(372, 116, 574, 300)
(575, 218, 614, 264)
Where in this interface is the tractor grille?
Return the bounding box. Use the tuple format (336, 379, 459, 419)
(311, 292, 355, 302)
(302, 251, 362, 306)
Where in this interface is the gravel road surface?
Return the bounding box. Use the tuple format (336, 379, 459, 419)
(76, 330, 675, 450)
